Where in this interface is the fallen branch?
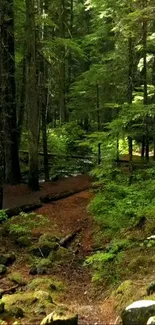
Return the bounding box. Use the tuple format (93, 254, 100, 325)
(40, 186, 90, 204)
(5, 202, 42, 219)
(59, 227, 82, 248)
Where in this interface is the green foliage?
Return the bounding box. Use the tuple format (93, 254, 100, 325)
(0, 210, 8, 222)
(4, 212, 49, 238)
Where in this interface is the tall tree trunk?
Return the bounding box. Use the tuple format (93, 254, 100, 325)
(0, 13, 4, 208)
(128, 34, 133, 173)
(152, 56, 155, 160)
(142, 0, 149, 159)
(59, 0, 66, 125)
(17, 57, 26, 148)
(1, 0, 20, 184)
(26, 0, 39, 191)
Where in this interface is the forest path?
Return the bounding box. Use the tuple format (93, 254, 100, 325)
(34, 189, 117, 324)
(1, 176, 117, 324)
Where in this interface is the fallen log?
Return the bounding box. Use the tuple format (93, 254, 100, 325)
(59, 227, 82, 248)
(40, 186, 90, 204)
(5, 202, 42, 220)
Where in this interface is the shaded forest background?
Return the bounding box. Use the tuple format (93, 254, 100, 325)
(1, 0, 155, 203)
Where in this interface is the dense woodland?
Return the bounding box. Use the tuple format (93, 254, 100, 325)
(2, 0, 155, 323)
(1, 0, 155, 195)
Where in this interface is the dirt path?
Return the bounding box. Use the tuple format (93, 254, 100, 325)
(1, 176, 117, 324)
(34, 190, 117, 324)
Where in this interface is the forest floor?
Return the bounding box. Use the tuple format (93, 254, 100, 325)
(0, 175, 118, 325)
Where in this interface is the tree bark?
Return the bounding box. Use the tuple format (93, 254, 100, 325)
(25, 0, 39, 191)
(142, 0, 149, 159)
(59, 0, 66, 124)
(1, 0, 21, 184)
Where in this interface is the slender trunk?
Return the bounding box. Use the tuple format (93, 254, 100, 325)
(59, 0, 66, 124)
(26, 0, 39, 191)
(142, 0, 149, 159)
(1, 0, 20, 184)
(96, 84, 100, 130)
(128, 34, 133, 174)
(42, 103, 49, 181)
(152, 57, 155, 160)
(17, 57, 26, 148)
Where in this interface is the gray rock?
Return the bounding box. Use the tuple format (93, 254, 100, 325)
(147, 316, 155, 324)
(0, 301, 5, 313)
(0, 265, 7, 275)
(122, 300, 155, 325)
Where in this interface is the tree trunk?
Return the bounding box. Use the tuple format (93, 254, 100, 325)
(142, 0, 149, 159)
(0, 14, 4, 208)
(25, 0, 39, 191)
(128, 33, 133, 174)
(59, 0, 66, 125)
(1, 0, 21, 184)
(17, 57, 26, 148)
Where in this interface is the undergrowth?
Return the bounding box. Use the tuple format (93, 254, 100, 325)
(86, 164, 155, 284)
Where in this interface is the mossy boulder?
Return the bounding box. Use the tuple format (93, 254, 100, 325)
(34, 291, 53, 304)
(36, 258, 52, 275)
(15, 236, 31, 247)
(0, 265, 7, 275)
(8, 306, 24, 318)
(121, 300, 155, 325)
(40, 310, 78, 325)
(49, 247, 73, 265)
(27, 277, 64, 293)
(8, 272, 28, 286)
(0, 253, 16, 266)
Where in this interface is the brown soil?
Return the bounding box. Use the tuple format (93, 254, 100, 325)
(0, 176, 117, 324)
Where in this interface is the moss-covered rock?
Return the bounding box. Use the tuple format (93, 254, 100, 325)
(36, 258, 52, 274)
(27, 277, 64, 293)
(8, 272, 28, 286)
(0, 253, 15, 266)
(30, 235, 59, 258)
(8, 306, 24, 318)
(15, 236, 32, 247)
(121, 300, 155, 325)
(34, 290, 53, 304)
(0, 265, 7, 275)
(40, 310, 78, 325)
(49, 247, 73, 265)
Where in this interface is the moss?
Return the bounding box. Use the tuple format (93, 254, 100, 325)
(36, 258, 52, 269)
(15, 236, 32, 247)
(27, 277, 64, 293)
(49, 247, 73, 265)
(8, 272, 28, 286)
(2, 289, 54, 316)
(128, 255, 155, 273)
(112, 280, 146, 311)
